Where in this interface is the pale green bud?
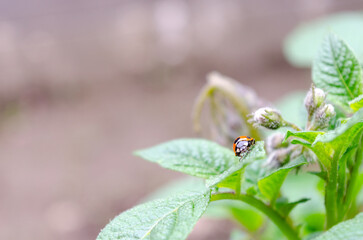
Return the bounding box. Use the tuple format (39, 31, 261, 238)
(304, 87, 326, 115)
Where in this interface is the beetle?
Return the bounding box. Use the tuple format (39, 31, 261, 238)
(233, 136, 255, 158)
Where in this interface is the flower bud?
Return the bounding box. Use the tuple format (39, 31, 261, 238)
(251, 107, 283, 129)
(304, 87, 326, 115)
(315, 104, 336, 129)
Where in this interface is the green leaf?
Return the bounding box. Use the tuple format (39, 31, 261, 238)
(312, 33, 363, 108)
(284, 130, 333, 169)
(143, 177, 206, 202)
(303, 213, 325, 236)
(281, 173, 325, 221)
(313, 212, 363, 240)
(227, 204, 264, 232)
(284, 12, 363, 67)
(275, 197, 310, 217)
(241, 159, 267, 196)
(258, 156, 308, 202)
(284, 130, 324, 144)
(349, 94, 363, 111)
(205, 141, 265, 188)
(135, 139, 235, 178)
(313, 108, 363, 155)
(97, 191, 210, 240)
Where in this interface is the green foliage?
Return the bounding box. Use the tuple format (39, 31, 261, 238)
(135, 139, 235, 178)
(99, 32, 363, 240)
(206, 141, 265, 188)
(312, 33, 363, 109)
(97, 191, 210, 240)
(228, 204, 265, 232)
(314, 213, 363, 240)
(285, 130, 332, 169)
(274, 197, 310, 218)
(314, 108, 363, 149)
(258, 156, 307, 202)
(349, 94, 363, 111)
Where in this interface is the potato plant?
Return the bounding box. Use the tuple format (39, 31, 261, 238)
(97, 33, 363, 240)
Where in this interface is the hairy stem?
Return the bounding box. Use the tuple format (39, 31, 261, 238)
(325, 153, 339, 229)
(211, 192, 300, 240)
(336, 153, 348, 221)
(282, 120, 302, 131)
(343, 134, 363, 219)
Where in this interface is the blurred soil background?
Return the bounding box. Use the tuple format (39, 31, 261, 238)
(0, 0, 362, 239)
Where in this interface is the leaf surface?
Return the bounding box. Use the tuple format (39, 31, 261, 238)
(258, 156, 308, 202)
(312, 33, 363, 108)
(349, 94, 363, 111)
(97, 191, 210, 240)
(135, 139, 235, 178)
(205, 141, 265, 188)
(314, 213, 363, 240)
(313, 108, 363, 155)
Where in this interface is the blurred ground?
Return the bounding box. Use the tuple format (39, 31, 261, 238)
(0, 1, 362, 239)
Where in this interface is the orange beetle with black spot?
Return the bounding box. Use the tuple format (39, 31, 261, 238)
(233, 136, 255, 157)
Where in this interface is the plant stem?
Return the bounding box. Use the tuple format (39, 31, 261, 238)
(325, 153, 339, 229)
(343, 134, 363, 219)
(211, 192, 300, 240)
(282, 120, 302, 131)
(336, 153, 348, 221)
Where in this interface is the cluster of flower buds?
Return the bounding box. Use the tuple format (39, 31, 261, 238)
(304, 85, 335, 130)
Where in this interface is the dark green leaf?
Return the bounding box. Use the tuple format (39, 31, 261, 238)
(258, 156, 308, 202)
(312, 33, 363, 108)
(135, 139, 235, 178)
(275, 197, 310, 217)
(313, 212, 363, 240)
(97, 191, 210, 240)
(349, 94, 363, 111)
(205, 141, 265, 188)
(308, 171, 327, 181)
